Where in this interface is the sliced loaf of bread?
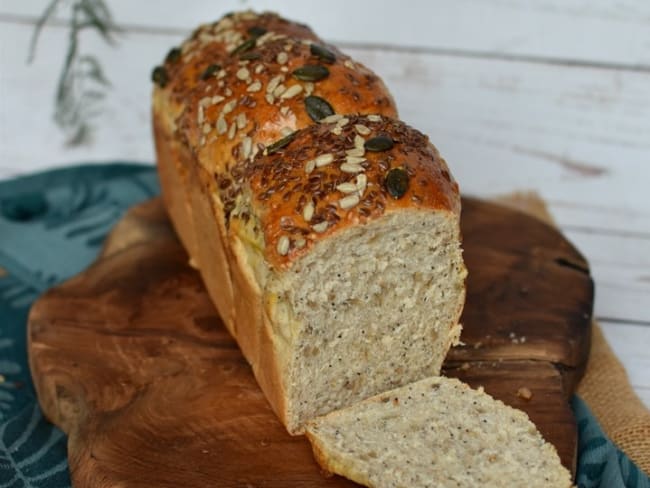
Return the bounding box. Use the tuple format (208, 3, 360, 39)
(305, 376, 573, 488)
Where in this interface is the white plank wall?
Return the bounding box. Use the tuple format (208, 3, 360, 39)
(0, 1, 648, 407)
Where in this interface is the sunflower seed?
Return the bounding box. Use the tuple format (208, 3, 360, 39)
(294, 238, 306, 249)
(310, 44, 336, 64)
(277, 236, 290, 255)
(303, 201, 315, 221)
(336, 182, 358, 193)
(354, 124, 371, 135)
(346, 156, 366, 165)
(255, 64, 264, 74)
(228, 122, 237, 140)
(354, 135, 365, 148)
(346, 147, 365, 157)
(273, 84, 286, 98)
(292, 64, 329, 82)
(304, 96, 334, 122)
(321, 114, 342, 124)
(365, 135, 394, 152)
(281, 126, 294, 137)
(338, 194, 360, 209)
(336, 117, 350, 127)
(385, 167, 410, 199)
(241, 137, 253, 159)
(305, 159, 316, 174)
(277, 52, 289, 64)
(367, 114, 382, 122)
(236, 67, 250, 80)
(315, 153, 334, 167)
(236, 113, 247, 129)
(197, 105, 204, 124)
(280, 106, 290, 116)
(247, 80, 262, 92)
(344, 59, 356, 70)
(265, 93, 275, 104)
(216, 115, 227, 134)
(211, 95, 225, 104)
(267, 75, 284, 93)
(340, 163, 364, 173)
(304, 82, 314, 96)
(202, 123, 211, 134)
(281, 84, 303, 99)
(312, 221, 329, 233)
(356, 174, 367, 191)
(331, 126, 342, 135)
(222, 99, 236, 114)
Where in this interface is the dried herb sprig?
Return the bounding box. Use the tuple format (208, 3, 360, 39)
(28, 0, 120, 145)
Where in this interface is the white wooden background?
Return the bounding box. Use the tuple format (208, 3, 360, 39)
(0, 0, 648, 406)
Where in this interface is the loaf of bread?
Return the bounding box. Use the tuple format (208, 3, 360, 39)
(152, 11, 466, 434)
(305, 377, 573, 488)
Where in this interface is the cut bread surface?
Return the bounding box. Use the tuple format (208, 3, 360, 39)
(268, 210, 465, 433)
(305, 376, 573, 488)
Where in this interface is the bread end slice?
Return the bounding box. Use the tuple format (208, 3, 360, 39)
(305, 377, 573, 488)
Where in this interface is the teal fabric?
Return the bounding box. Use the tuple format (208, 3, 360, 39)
(0, 164, 647, 487)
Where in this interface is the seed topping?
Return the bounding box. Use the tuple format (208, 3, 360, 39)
(310, 43, 336, 63)
(385, 167, 410, 199)
(305, 96, 335, 122)
(365, 135, 394, 152)
(277, 236, 290, 256)
(292, 64, 329, 82)
(200, 64, 221, 80)
(266, 132, 297, 155)
(151, 66, 168, 87)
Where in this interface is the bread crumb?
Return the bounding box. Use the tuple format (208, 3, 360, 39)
(517, 387, 533, 401)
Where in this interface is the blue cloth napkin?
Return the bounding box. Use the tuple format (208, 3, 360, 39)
(0, 164, 647, 487)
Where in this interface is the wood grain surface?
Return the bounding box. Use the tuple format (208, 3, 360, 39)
(28, 197, 593, 487)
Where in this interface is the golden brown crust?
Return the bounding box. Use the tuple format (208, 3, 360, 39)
(178, 36, 397, 175)
(165, 12, 319, 110)
(223, 114, 460, 269)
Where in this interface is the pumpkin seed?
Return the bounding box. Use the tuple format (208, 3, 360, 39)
(151, 66, 168, 87)
(292, 64, 329, 82)
(247, 26, 267, 38)
(239, 51, 261, 61)
(266, 132, 297, 154)
(231, 38, 256, 56)
(365, 135, 394, 152)
(304, 96, 334, 122)
(200, 64, 221, 80)
(385, 167, 409, 199)
(310, 43, 336, 64)
(165, 47, 181, 63)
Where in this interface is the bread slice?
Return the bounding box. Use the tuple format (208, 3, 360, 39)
(305, 377, 573, 488)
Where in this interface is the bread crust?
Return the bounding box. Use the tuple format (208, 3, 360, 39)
(152, 10, 464, 431)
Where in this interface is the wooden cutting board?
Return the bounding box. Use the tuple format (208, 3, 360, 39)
(28, 197, 593, 487)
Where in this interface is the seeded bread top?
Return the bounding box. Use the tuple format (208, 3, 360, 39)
(179, 36, 396, 172)
(157, 11, 318, 106)
(222, 115, 460, 268)
(151, 10, 459, 270)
